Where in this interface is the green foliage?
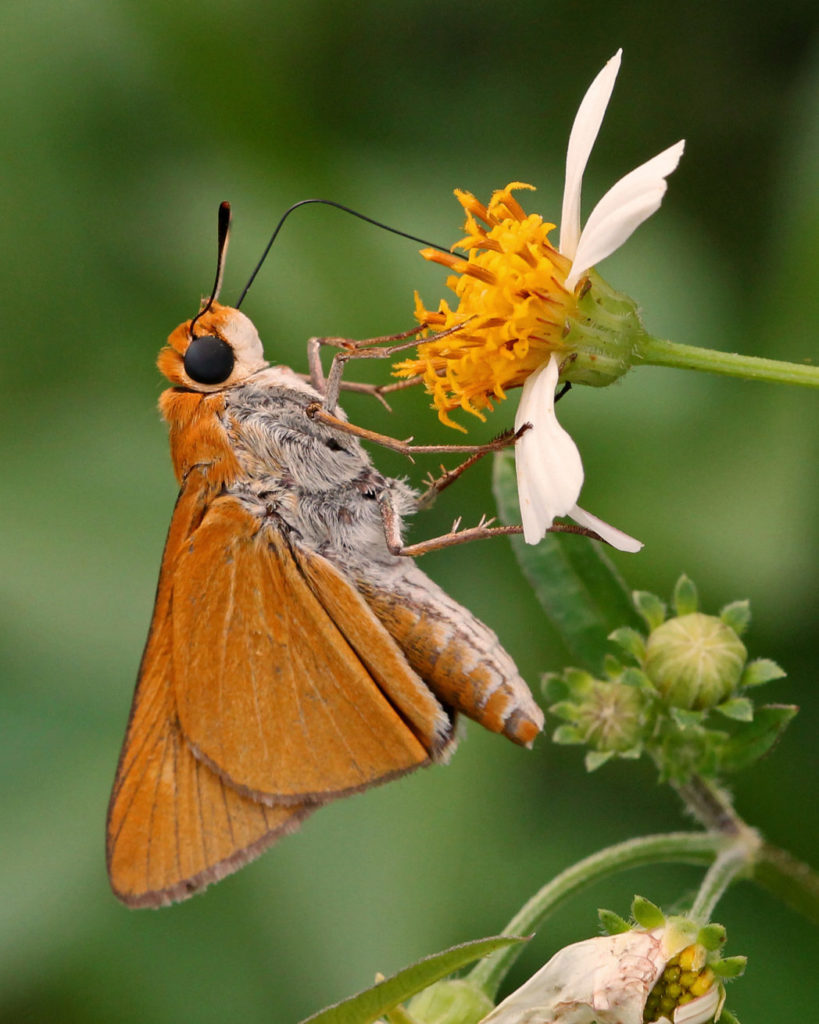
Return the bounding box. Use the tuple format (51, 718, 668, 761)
(2, 5, 818, 1022)
(493, 450, 641, 673)
(541, 577, 796, 784)
(300, 938, 524, 1024)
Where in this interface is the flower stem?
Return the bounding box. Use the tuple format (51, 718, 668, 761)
(467, 831, 723, 1000)
(688, 843, 750, 925)
(635, 336, 819, 388)
(671, 775, 747, 836)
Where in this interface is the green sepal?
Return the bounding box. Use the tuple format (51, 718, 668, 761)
(720, 599, 751, 636)
(632, 590, 666, 631)
(608, 626, 646, 662)
(620, 666, 653, 689)
(719, 1009, 741, 1024)
(714, 697, 754, 722)
(631, 895, 665, 929)
(298, 936, 527, 1024)
(602, 653, 623, 678)
(670, 707, 705, 729)
(565, 667, 595, 690)
(598, 908, 631, 934)
(493, 450, 640, 673)
(385, 1006, 420, 1024)
(541, 673, 567, 702)
(739, 658, 786, 688)
(407, 979, 495, 1024)
(585, 749, 616, 771)
(552, 724, 584, 745)
(549, 701, 581, 722)
(697, 923, 726, 951)
(711, 956, 747, 979)
(672, 574, 699, 616)
(719, 704, 799, 773)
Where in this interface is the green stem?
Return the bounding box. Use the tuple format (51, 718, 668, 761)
(754, 843, 819, 927)
(467, 831, 723, 1000)
(671, 776, 748, 837)
(688, 843, 749, 925)
(636, 336, 819, 388)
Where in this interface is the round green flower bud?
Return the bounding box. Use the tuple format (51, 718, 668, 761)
(574, 680, 648, 752)
(644, 613, 747, 710)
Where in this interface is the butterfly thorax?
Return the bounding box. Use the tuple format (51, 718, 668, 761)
(163, 365, 416, 569)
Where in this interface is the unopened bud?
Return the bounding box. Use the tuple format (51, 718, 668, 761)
(644, 613, 747, 710)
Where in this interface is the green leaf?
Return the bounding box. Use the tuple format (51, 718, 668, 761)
(720, 704, 799, 773)
(740, 658, 786, 688)
(299, 936, 526, 1024)
(672, 574, 698, 616)
(714, 697, 754, 722)
(493, 450, 641, 673)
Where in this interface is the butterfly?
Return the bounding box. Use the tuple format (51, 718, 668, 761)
(106, 206, 543, 908)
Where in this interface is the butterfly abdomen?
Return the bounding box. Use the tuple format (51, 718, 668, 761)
(356, 564, 544, 748)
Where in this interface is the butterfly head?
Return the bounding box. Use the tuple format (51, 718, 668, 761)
(158, 302, 268, 392)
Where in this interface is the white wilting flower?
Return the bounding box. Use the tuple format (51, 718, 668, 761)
(479, 920, 727, 1024)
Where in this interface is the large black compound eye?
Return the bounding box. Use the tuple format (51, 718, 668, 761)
(183, 334, 235, 384)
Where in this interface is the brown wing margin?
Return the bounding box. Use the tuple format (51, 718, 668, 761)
(106, 474, 313, 908)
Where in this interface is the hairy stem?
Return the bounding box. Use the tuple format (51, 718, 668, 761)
(467, 831, 723, 999)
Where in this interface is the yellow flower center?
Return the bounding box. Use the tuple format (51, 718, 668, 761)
(643, 944, 717, 1023)
(394, 183, 578, 431)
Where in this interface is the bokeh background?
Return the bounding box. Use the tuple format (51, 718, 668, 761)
(2, 1, 818, 1020)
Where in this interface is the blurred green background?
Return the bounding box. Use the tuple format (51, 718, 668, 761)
(2, 1, 817, 1020)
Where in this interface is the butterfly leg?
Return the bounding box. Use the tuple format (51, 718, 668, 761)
(306, 326, 424, 409)
(305, 403, 529, 463)
(306, 322, 468, 413)
(377, 488, 598, 557)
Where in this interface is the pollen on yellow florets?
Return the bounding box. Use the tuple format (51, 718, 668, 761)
(643, 944, 717, 1023)
(394, 183, 579, 431)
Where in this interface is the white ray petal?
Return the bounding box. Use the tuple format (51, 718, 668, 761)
(567, 139, 685, 288)
(559, 49, 622, 260)
(514, 356, 584, 544)
(569, 504, 643, 552)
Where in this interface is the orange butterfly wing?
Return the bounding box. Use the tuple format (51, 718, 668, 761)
(171, 496, 453, 801)
(107, 473, 310, 907)
(108, 480, 453, 906)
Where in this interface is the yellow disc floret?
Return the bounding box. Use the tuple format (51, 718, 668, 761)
(395, 183, 578, 431)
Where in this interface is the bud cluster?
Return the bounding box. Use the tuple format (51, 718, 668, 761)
(545, 575, 793, 782)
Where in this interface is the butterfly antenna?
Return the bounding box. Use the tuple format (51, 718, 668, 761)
(189, 201, 232, 334)
(236, 198, 453, 308)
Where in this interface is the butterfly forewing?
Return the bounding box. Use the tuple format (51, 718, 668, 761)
(107, 475, 312, 908)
